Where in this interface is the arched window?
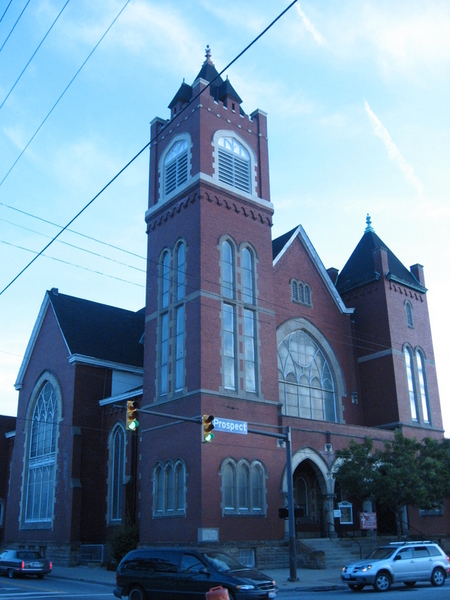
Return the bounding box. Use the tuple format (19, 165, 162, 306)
(298, 283, 304, 303)
(161, 251, 170, 309)
(25, 380, 59, 523)
(242, 248, 254, 304)
(217, 137, 251, 193)
(277, 330, 336, 422)
(176, 242, 186, 301)
(416, 350, 430, 423)
(222, 241, 234, 299)
(164, 139, 188, 196)
(404, 346, 418, 421)
(221, 458, 266, 515)
(291, 280, 298, 302)
(304, 284, 311, 305)
(153, 460, 186, 516)
(405, 301, 414, 328)
(109, 423, 125, 522)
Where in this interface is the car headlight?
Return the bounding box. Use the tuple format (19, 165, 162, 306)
(361, 565, 372, 572)
(236, 584, 256, 590)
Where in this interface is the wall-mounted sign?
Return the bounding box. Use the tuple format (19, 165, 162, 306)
(360, 512, 377, 530)
(338, 501, 353, 524)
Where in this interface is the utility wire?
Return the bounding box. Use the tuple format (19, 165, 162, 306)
(0, 0, 131, 188)
(0, 0, 31, 53)
(0, 1, 13, 24)
(0, 0, 299, 296)
(0, 0, 71, 110)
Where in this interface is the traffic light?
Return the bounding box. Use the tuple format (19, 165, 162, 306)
(126, 400, 139, 431)
(202, 415, 215, 443)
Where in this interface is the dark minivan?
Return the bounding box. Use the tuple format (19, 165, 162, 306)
(113, 548, 277, 600)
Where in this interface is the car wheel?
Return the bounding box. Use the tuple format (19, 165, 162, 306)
(8, 569, 15, 579)
(373, 571, 391, 592)
(129, 585, 147, 600)
(348, 583, 365, 591)
(404, 581, 416, 587)
(431, 567, 445, 587)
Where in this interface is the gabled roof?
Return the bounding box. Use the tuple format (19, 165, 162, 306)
(15, 289, 144, 389)
(336, 216, 427, 294)
(273, 225, 353, 315)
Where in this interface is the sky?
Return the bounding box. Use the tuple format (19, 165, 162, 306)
(1, 0, 449, 433)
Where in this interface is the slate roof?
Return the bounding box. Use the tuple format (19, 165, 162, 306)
(48, 289, 144, 367)
(168, 47, 243, 110)
(272, 226, 299, 260)
(336, 227, 426, 295)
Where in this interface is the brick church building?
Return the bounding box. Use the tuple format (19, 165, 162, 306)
(2, 48, 445, 565)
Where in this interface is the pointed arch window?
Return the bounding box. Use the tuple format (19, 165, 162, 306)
(404, 346, 418, 421)
(153, 460, 186, 516)
(221, 458, 266, 515)
(218, 137, 251, 193)
(416, 350, 430, 423)
(278, 330, 336, 422)
(25, 380, 59, 523)
(405, 301, 414, 328)
(109, 423, 125, 522)
(164, 139, 188, 195)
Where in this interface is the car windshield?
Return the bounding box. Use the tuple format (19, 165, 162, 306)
(201, 551, 246, 572)
(366, 547, 396, 560)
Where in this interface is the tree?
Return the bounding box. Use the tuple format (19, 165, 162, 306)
(373, 431, 424, 535)
(333, 432, 450, 537)
(333, 437, 377, 502)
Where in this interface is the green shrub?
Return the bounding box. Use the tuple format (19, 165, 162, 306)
(108, 517, 139, 566)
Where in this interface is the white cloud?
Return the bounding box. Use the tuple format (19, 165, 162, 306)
(295, 3, 326, 46)
(364, 100, 424, 197)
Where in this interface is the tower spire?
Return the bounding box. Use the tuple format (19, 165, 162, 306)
(365, 213, 375, 233)
(204, 44, 213, 65)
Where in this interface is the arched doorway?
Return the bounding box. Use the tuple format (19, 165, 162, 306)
(293, 459, 325, 537)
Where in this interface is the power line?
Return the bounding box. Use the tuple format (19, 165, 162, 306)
(0, 1, 13, 24)
(0, 0, 71, 110)
(0, 0, 299, 296)
(0, 0, 31, 53)
(0, 0, 132, 188)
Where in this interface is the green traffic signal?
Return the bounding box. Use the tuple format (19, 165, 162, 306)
(202, 414, 215, 443)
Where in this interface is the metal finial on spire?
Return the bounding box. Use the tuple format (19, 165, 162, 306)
(205, 45, 212, 63)
(365, 213, 375, 233)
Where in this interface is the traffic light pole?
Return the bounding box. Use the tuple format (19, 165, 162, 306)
(247, 425, 297, 581)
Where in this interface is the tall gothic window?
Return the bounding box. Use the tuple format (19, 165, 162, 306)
(25, 380, 59, 523)
(404, 346, 418, 421)
(221, 458, 266, 515)
(278, 330, 336, 422)
(221, 241, 258, 394)
(164, 139, 188, 196)
(217, 137, 251, 193)
(405, 301, 414, 328)
(158, 243, 187, 397)
(416, 350, 430, 423)
(153, 460, 186, 516)
(109, 423, 125, 523)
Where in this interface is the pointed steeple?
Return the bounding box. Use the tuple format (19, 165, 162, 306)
(336, 214, 426, 294)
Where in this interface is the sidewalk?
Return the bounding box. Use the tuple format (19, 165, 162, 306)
(51, 564, 346, 592)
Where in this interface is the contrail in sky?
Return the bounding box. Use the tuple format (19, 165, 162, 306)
(364, 100, 424, 196)
(296, 3, 325, 45)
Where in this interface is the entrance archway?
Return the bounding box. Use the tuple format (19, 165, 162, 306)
(282, 447, 335, 539)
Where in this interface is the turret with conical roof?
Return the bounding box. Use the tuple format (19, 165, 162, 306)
(336, 215, 441, 432)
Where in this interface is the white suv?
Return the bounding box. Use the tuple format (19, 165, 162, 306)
(341, 541, 450, 592)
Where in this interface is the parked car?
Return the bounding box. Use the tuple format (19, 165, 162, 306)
(341, 540, 450, 592)
(114, 547, 277, 600)
(0, 549, 52, 579)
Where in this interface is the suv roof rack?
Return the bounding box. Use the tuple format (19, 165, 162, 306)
(389, 541, 432, 545)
